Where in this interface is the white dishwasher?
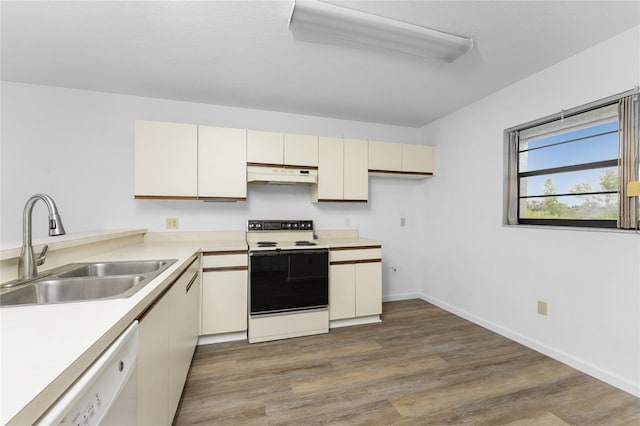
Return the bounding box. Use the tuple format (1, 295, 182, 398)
(38, 321, 138, 426)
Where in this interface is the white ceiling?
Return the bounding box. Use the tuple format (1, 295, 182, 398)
(1, 1, 638, 127)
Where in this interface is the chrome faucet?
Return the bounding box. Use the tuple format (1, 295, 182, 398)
(18, 194, 66, 281)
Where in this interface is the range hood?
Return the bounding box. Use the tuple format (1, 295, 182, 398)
(247, 165, 318, 185)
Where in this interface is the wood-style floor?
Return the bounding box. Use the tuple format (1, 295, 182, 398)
(174, 299, 639, 425)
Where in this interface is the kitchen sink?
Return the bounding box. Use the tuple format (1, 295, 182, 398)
(0, 276, 146, 306)
(57, 260, 173, 278)
(0, 259, 177, 307)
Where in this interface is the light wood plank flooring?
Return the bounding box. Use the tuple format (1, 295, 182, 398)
(175, 299, 639, 425)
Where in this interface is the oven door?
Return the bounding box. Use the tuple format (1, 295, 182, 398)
(250, 249, 329, 315)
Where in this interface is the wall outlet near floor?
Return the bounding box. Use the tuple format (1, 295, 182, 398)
(537, 300, 548, 316)
(165, 217, 179, 229)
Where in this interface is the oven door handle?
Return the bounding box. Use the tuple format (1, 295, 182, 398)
(250, 249, 328, 256)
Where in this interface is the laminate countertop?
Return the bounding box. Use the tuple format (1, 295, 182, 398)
(0, 230, 380, 424)
(0, 235, 247, 425)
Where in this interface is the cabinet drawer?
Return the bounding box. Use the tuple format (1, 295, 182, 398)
(202, 252, 248, 269)
(329, 247, 382, 263)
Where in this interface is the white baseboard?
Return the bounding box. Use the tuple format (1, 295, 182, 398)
(198, 331, 247, 345)
(330, 315, 381, 329)
(383, 292, 422, 302)
(418, 293, 640, 397)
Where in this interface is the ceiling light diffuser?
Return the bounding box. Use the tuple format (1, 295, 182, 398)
(288, 0, 474, 62)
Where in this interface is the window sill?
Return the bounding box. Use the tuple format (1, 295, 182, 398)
(502, 223, 640, 235)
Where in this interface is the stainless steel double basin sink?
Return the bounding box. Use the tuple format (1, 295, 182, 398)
(0, 259, 177, 307)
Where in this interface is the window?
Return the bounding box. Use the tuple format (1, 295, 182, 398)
(506, 90, 639, 229)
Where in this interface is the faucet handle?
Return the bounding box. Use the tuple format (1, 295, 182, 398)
(36, 245, 49, 266)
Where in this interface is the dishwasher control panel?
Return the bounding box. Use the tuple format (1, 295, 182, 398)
(36, 322, 138, 426)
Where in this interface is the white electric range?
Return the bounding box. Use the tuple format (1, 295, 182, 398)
(246, 220, 329, 343)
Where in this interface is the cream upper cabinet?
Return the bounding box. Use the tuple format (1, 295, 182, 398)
(343, 138, 368, 201)
(247, 130, 319, 167)
(247, 130, 284, 165)
(313, 137, 344, 201)
(402, 144, 435, 174)
(369, 140, 435, 176)
(284, 133, 318, 167)
(313, 137, 367, 202)
(198, 126, 247, 199)
(135, 120, 198, 198)
(368, 140, 402, 172)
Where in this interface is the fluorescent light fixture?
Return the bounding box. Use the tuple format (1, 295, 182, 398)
(288, 0, 474, 62)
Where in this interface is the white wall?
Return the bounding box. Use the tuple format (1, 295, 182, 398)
(0, 82, 426, 299)
(420, 26, 640, 395)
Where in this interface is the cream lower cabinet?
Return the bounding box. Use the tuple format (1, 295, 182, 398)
(201, 251, 248, 335)
(168, 259, 200, 419)
(137, 290, 170, 426)
(313, 137, 368, 202)
(138, 258, 200, 426)
(329, 246, 382, 321)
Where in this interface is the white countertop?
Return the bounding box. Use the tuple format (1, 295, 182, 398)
(0, 229, 377, 424)
(318, 237, 382, 248)
(0, 236, 247, 425)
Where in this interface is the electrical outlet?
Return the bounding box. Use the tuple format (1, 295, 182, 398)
(165, 217, 179, 229)
(537, 300, 548, 316)
(400, 217, 406, 227)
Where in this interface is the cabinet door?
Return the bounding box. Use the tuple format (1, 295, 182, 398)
(137, 295, 170, 426)
(247, 130, 284, 165)
(198, 126, 247, 199)
(329, 264, 356, 320)
(355, 262, 382, 317)
(343, 138, 368, 201)
(201, 270, 248, 335)
(314, 137, 344, 201)
(168, 261, 200, 420)
(402, 144, 435, 174)
(368, 140, 402, 172)
(135, 120, 198, 197)
(284, 133, 318, 167)
(186, 268, 201, 349)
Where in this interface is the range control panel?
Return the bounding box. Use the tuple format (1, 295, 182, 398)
(248, 220, 314, 231)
